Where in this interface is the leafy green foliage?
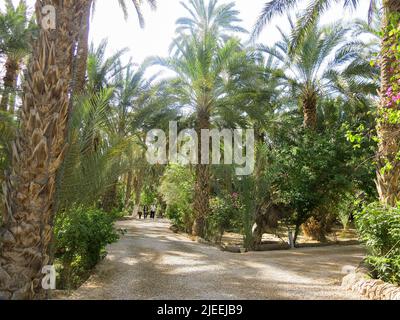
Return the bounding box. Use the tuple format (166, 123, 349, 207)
(355, 203, 400, 284)
(0, 110, 16, 218)
(0, 111, 15, 172)
(259, 18, 378, 115)
(0, 0, 37, 60)
(159, 165, 195, 232)
(264, 122, 370, 240)
(54, 206, 119, 289)
(207, 192, 241, 242)
(55, 89, 136, 210)
(1, 0, 394, 291)
(356, 203, 400, 257)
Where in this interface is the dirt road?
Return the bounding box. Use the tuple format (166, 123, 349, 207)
(67, 219, 365, 300)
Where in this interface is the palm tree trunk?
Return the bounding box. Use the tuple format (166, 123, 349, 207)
(132, 174, 143, 215)
(302, 84, 318, 130)
(101, 180, 119, 213)
(192, 110, 210, 238)
(8, 75, 18, 114)
(376, 1, 400, 206)
(0, 1, 78, 300)
(0, 58, 19, 112)
(124, 171, 133, 208)
(74, 0, 92, 93)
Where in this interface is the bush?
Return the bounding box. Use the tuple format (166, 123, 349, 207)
(355, 202, 400, 284)
(266, 128, 357, 242)
(54, 206, 119, 289)
(159, 165, 195, 233)
(207, 193, 241, 242)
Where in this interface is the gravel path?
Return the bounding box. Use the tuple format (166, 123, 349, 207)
(67, 219, 366, 300)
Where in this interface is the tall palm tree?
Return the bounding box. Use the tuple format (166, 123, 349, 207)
(100, 61, 152, 212)
(74, 0, 157, 94)
(259, 18, 377, 130)
(0, 0, 36, 112)
(159, 0, 246, 237)
(221, 51, 288, 246)
(112, 64, 146, 209)
(82, 40, 128, 211)
(0, 1, 80, 299)
(155, 33, 243, 237)
(252, 0, 400, 206)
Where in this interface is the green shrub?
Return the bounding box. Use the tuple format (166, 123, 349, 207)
(207, 193, 241, 242)
(261, 129, 356, 242)
(159, 165, 195, 232)
(365, 256, 400, 285)
(54, 206, 119, 289)
(355, 202, 400, 284)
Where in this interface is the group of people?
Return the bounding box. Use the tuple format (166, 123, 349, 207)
(138, 204, 157, 220)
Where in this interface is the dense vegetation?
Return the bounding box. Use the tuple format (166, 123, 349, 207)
(0, 0, 399, 299)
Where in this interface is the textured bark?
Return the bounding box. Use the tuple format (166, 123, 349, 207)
(0, 1, 78, 300)
(376, 1, 400, 206)
(8, 78, 18, 115)
(302, 84, 318, 130)
(192, 110, 210, 238)
(0, 58, 19, 112)
(132, 174, 143, 216)
(101, 180, 119, 213)
(124, 171, 133, 208)
(74, 0, 92, 93)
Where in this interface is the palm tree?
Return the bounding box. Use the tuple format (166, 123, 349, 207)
(174, 0, 246, 41)
(221, 50, 288, 246)
(127, 79, 181, 213)
(251, 0, 378, 44)
(81, 40, 128, 211)
(86, 40, 128, 93)
(74, 0, 93, 93)
(155, 32, 244, 237)
(74, 0, 157, 94)
(252, 0, 400, 206)
(56, 87, 141, 212)
(0, 1, 80, 299)
(0, 0, 36, 112)
(99, 61, 151, 212)
(159, 0, 246, 237)
(259, 18, 377, 130)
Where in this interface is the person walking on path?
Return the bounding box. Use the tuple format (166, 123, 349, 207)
(143, 205, 148, 219)
(150, 204, 156, 219)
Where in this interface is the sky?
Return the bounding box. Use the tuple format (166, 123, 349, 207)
(6, 0, 371, 65)
(88, 0, 371, 64)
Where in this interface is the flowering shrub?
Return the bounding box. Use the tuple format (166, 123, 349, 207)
(380, 13, 400, 118)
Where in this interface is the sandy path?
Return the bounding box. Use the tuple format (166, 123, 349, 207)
(66, 219, 365, 300)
